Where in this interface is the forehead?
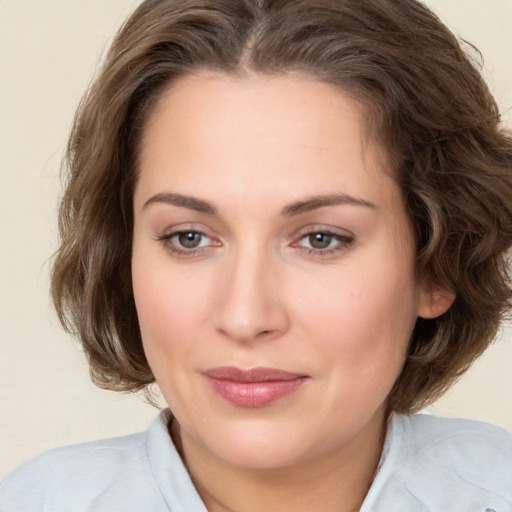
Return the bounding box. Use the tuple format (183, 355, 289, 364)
(135, 72, 396, 212)
(142, 72, 371, 156)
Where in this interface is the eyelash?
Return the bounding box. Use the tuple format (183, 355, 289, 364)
(156, 229, 354, 258)
(156, 230, 216, 257)
(293, 230, 354, 257)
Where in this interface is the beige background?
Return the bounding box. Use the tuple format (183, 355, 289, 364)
(1, 0, 511, 478)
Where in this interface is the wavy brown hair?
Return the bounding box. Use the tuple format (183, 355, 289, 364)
(51, 0, 512, 413)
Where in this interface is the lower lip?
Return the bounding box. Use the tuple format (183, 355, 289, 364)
(204, 376, 309, 408)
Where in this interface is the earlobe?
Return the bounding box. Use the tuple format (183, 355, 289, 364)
(417, 284, 456, 319)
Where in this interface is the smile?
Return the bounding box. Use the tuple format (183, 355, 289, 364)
(202, 366, 310, 408)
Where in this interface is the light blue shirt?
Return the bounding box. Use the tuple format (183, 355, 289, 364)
(1, 411, 511, 511)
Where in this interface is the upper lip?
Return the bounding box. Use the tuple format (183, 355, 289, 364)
(202, 366, 308, 382)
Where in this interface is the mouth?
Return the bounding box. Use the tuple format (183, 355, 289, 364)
(202, 366, 310, 408)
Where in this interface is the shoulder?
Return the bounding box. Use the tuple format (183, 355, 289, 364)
(405, 412, 512, 447)
(404, 414, 512, 481)
(364, 414, 512, 511)
(0, 419, 167, 512)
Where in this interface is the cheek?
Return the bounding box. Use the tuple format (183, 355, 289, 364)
(132, 258, 209, 417)
(131, 247, 205, 366)
(292, 253, 418, 374)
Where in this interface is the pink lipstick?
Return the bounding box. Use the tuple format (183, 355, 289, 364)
(202, 366, 309, 408)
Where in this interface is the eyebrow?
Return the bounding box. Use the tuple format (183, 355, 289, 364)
(143, 192, 218, 215)
(281, 194, 377, 216)
(143, 192, 377, 216)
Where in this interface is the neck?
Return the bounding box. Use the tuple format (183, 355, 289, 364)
(170, 412, 387, 512)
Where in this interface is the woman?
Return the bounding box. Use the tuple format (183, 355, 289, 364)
(1, 0, 512, 510)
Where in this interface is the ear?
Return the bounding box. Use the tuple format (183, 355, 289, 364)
(417, 283, 456, 319)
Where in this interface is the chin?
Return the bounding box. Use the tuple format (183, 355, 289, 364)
(218, 442, 305, 471)
(197, 420, 311, 470)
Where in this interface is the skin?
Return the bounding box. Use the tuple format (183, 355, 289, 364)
(132, 73, 454, 512)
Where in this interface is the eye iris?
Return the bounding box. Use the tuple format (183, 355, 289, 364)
(309, 233, 332, 249)
(178, 232, 201, 248)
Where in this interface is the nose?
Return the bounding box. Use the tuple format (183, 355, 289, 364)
(212, 247, 290, 344)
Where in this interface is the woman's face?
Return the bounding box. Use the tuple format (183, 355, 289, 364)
(132, 73, 445, 470)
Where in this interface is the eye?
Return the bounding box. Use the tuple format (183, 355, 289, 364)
(175, 231, 207, 249)
(157, 229, 216, 255)
(305, 232, 337, 250)
(295, 230, 354, 255)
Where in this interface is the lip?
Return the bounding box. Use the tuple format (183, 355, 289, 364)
(202, 366, 309, 408)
